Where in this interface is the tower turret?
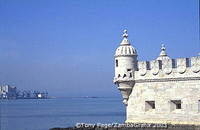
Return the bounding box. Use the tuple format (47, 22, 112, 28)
(113, 30, 137, 105)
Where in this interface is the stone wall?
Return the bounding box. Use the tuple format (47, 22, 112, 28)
(126, 56, 200, 124)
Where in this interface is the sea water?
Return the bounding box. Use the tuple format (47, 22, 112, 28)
(0, 97, 125, 130)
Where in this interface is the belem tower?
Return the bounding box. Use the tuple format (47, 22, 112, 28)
(113, 30, 200, 125)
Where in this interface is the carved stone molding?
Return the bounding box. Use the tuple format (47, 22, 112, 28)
(139, 61, 147, 76)
(177, 59, 187, 74)
(151, 60, 160, 75)
(163, 59, 172, 75)
(135, 77, 200, 83)
(191, 57, 200, 73)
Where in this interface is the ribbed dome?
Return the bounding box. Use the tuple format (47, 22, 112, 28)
(115, 45, 137, 56)
(115, 30, 137, 57)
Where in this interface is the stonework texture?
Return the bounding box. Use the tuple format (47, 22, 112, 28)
(114, 30, 200, 125)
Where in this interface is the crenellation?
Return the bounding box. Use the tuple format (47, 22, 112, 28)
(177, 58, 188, 74)
(138, 61, 148, 76)
(114, 30, 200, 125)
(135, 56, 200, 80)
(191, 56, 200, 73)
(162, 58, 173, 74)
(150, 60, 161, 75)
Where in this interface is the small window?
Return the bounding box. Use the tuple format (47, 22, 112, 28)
(116, 60, 118, 67)
(118, 74, 121, 78)
(130, 73, 132, 78)
(145, 101, 155, 111)
(170, 100, 181, 111)
(177, 103, 181, 109)
(123, 74, 126, 78)
(127, 69, 131, 71)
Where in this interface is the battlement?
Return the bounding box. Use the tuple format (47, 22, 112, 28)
(136, 56, 200, 79)
(114, 30, 200, 124)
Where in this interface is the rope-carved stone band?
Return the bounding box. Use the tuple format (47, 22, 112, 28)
(135, 77, 200, 83)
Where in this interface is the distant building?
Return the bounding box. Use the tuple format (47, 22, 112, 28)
(0, 85, 17, 99)
(114, 30, 200, 125)
(0, 85, 48, 99)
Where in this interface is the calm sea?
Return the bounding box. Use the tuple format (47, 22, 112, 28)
(0, 97, 125, 130)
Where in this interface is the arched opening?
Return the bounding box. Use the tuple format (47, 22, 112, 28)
(123, 74, 126, 78)
(130, 73, 132, 77)
(116, 60, 118, 67)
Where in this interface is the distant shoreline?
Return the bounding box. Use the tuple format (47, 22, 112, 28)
(53, 96, 120, 99)
(0, 97, 52, 100)
(0, 96, 120, 100)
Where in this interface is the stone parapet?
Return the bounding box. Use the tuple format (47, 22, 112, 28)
(136, 56, 200, 80)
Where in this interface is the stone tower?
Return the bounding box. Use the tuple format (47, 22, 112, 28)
(113, 30, 137, 105)
(113, 30, 200, 125)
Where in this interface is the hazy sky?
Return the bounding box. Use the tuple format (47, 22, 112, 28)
(0, 0, 199, 97)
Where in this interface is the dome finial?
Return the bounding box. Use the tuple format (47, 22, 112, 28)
(161, 44, 166, 51)
(122, 29, 128, 38)
(160, 43, 167, 56)
(156, 43, 170, 60)
(120, 29, 130, 45)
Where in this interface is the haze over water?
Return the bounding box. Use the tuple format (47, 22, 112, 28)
(0, 0, 198, 97)
(0, 97, 125, 130)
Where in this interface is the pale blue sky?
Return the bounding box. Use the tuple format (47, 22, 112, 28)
(0, 0, 199, 97)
